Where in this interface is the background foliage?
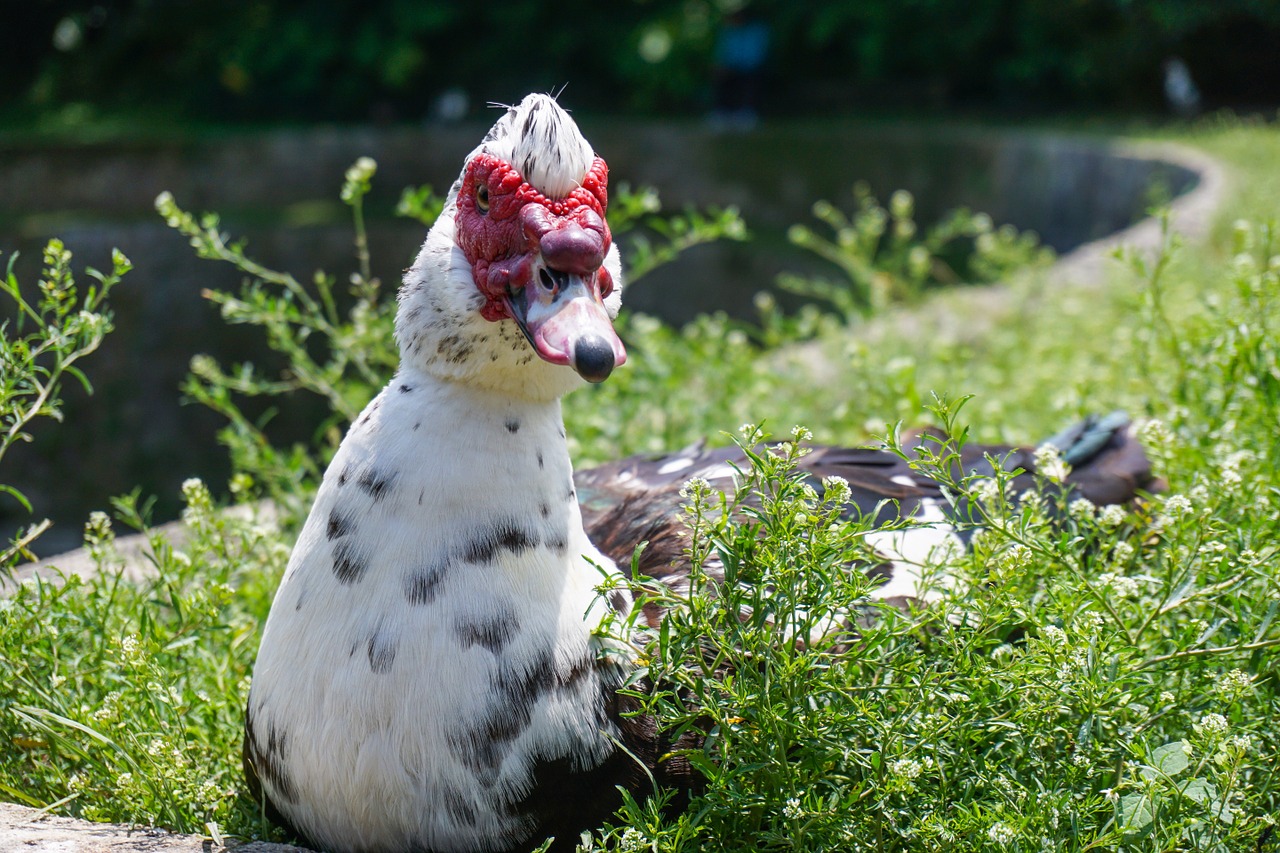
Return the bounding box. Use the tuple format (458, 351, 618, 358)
(8, 0, 1280, 123)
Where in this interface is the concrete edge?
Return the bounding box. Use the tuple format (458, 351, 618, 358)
(2, 503, 276, 598)
(790, 138, 1229, 369)
(0, 802, 308, 852)
(1048, 139, 1227, 283)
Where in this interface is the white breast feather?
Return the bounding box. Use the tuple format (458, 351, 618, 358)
(248, 377, 623, 852)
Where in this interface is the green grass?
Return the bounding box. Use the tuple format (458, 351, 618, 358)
(1, 117, 1278, 852)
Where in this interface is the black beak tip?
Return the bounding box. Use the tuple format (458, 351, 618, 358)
(573, 336, 616, 383)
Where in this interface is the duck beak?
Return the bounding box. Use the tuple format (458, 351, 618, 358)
(505, 267, 627, 383)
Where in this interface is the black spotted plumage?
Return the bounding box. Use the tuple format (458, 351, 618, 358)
(403, 558, 449, 606)
(455, 611, 520, 655)
(367, 626, 398, 674)
(331, 537, 369, 585)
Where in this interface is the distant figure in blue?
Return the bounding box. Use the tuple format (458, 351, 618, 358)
(1162, 57, 1201, 119)
(710, 9, 770, 131)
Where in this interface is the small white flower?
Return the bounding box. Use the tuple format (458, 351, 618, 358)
(617, 827, 645, 852)
(1110, 541, 1135, 563)
(1075, 611, 1103, 634)
(1040, 625, 1068, 648)
(987, 821, 1016, 845)
(1218, 669, 1254, 697)
(999, 543, 1032, 572)
(1068, 497, 1096, 521)
(1098, 504, 1126, 527)
(891, 757, 924, 780)
(821, 475, 851, 506)
(1137, 418, 1174, 452)
(679, 477, 711, 500)
(973, 477, 1004, 506)
(1226, 734, 1252, 755)
(1097, 572, 1139, 598)
(790, 425, 813, 443)
(1196, 712, 1230, 739)
(1019, 489, 1045, 515)
(783, 797, 803, 820)
(1163, 494, 1192, 518)
(1159, 691, 1176, 704)
(86, 510, 113, 538)
(1034, 444, 1070, 483)
(1114, 576, 1140, 597)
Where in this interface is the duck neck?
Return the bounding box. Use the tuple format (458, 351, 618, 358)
(395, 368, 605, 599)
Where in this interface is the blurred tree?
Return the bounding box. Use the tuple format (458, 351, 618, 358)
(4, 0, 1278, 123)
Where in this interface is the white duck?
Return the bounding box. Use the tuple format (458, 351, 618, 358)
(244, 93, 1154, 853)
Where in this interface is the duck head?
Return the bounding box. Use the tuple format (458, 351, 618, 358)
(397, 94, 626, 400)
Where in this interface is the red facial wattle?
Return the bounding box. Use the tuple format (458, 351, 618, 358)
(454, 154, 625, 382)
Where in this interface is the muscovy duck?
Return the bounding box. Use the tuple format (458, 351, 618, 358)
(244, 94, 1155, 853)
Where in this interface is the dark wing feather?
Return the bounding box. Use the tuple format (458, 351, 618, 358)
(575, 418, 1157, 601)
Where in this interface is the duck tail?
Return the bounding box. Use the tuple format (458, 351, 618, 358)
(1045, 411, 1164, 505)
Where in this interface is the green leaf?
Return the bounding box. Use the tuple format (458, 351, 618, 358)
(0, 484, 33, 514)
(1180, 777, 1216, 804)
(1252, 599, 1279, 644)
(1119, 793, 1153, 832)
(1140, 740, 1190, 781)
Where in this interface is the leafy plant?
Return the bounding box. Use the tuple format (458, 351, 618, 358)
(586, 384, 1278, 851)
(779, 184, 1052, 320)
(13, 1, 1279, 121)
(156, 157, 397, 521)
(606, 183, 748, 283)
(0, 241, 127, 569)
(0, 482, 286, 839)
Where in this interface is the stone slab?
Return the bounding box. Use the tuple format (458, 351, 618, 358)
(0, 803, 311, 853)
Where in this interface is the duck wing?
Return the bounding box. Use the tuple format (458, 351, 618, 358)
(575, 414, 1157, 606)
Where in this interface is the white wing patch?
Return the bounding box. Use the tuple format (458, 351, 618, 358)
(863, 498, 963, 602)
(657, 457, 695, 475)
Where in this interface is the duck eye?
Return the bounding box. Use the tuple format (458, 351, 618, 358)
(475, 184, 490, 214)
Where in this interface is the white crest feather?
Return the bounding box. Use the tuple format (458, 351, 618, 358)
(472, 93, 595, 199)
